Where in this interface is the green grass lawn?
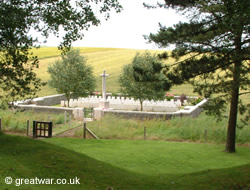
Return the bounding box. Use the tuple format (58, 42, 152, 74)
(0, 133, 249, 190)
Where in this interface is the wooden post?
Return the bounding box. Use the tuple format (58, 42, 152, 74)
(83, 122, 86, 139)
(205, 129, 208, 144)
(48, 122, 53, 138)
(144, 126, 146, 140)
(69, 114, 71, 128)
(27, 120, 29, 136)
(48, 115, 51, 122)
(33, 121, 36, 138)
(0, 118, 2, 132)
(64, 111, 67, 124)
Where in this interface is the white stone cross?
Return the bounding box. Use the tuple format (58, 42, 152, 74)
(100, 70, 109, 101)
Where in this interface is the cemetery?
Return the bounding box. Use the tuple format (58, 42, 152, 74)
(14, 70, 208, 121)
(0, 0, 249, 189)
(0, 48, 249, 190)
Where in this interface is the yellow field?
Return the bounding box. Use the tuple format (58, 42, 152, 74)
(34, 47, 195, 97)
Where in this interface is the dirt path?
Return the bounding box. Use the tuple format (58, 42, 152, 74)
(55, 126, 82, 138)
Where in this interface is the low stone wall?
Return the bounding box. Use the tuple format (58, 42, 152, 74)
(94, 99, 208, 120)
(31, 94, 67, 106)
(17, 105, 84, 120)
(15, 94, 208, 121)
(174, 99, 207, 117)
(103, 110, 174, 120)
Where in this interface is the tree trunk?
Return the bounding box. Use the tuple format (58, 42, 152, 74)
(225, 34, 242, 153)
(225, 83, 239, 153)
(225, 62, 241, 153)
(67, 99, 70, 108)
(140, 100, 143, 111)
(67, 97, 70, 108)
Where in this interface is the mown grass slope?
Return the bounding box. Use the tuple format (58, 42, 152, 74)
(0, 133, 249, 190)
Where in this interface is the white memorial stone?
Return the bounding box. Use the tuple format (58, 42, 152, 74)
(99, 70, 110, 109)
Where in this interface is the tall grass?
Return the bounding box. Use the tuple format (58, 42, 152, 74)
(75, 114, 250, 144)
(0, 109, 81, 135)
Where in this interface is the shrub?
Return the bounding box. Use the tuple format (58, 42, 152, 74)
(165, 92, 174, 101)
(55, 115, 64, 124)
(180, 94, 187, 105)
(191, 96, 203, 105)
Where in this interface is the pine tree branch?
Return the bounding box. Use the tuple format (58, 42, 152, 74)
(239, 92, 250, 96)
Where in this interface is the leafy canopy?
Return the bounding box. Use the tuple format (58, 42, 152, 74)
(0, 0, 121, 101)
(145, 0, 249, 152)
(48, 49, 96, 106)
(119, 52, 170, 111)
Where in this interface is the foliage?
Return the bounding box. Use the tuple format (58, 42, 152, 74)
(119, 52, 170, 111)
(180, 93, 187, 105)
(165, 92, 174, 101)
(146, 0, 250, 152)
(190, 96, 203, 106)
(14, 47, 248, 102)
(0, 0, 121, 102)
(48, 49, 96, 106)
(0, 99, 8, 110)
(111, 92, 118, 97)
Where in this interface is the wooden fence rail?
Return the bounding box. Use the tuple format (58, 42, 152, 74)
(83, 122, 99, 139)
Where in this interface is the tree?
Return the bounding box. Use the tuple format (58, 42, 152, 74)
(119, 52, 170, 111)
(0, 0, 121, 102)
(48, 49, 96, 107)
(145, 0, 249, 152)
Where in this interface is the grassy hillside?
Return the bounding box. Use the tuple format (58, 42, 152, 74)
(0, 133, 249, 190)
(31, 47, 123, 60)
(33, 47, 195, 97)
(28, 47, 247, 105)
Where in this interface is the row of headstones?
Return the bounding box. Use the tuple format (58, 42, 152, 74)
(77, 96, 186, 106)
(61, 100, 179, 112)
(66, 99, 180, 107)
(81, 95, 185, 102)
(61, 96, 185, 112)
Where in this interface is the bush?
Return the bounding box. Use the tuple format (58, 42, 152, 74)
(165, 93, 174, 101)
(55, 115, 64, 124)
(191, 96, 203, 105)
(180, 94, 187, 105)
